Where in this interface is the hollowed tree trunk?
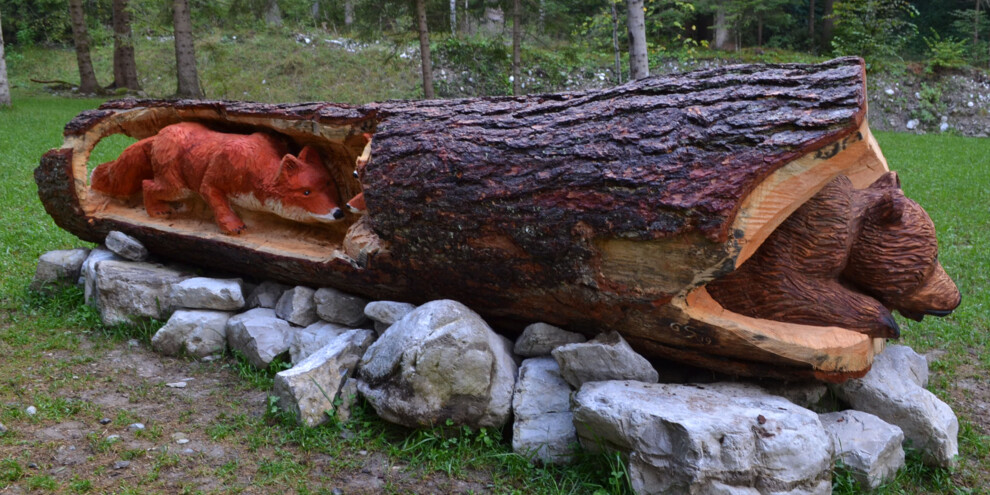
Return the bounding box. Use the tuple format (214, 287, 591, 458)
(38, 58, 936, 381)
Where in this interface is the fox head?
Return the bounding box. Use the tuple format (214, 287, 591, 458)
(842, 172, 961, 321)
(273, 146, 345, 223)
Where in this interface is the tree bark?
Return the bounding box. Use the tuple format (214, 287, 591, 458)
(415, 0, 435, 99)
(610, 0, 622, 84)
(809, 0, 816, 45)
(511, 0, 521, 95)
(68, 0, 101, 94)
(0, 9, 9, 106)
(173, 0, 202, 98)
(344, 0, 354, 26)
(450, 0, 456, 34)
(111, 0, 141, 91)
(626, 0, 649, 79)
(39, 58, 937, 381)
(823, 0, 834, 46)
(713, 4, 731, 50)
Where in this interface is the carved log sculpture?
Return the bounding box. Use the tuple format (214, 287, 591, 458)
(36, 57, 961, 381)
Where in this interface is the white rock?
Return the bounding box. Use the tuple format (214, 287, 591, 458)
(245, 281, 290, 309)
(289, 320, 351, 363)
(884, 88, 895, 96)
(364, 301, 417, 333)
(81, 247, 121, 306)
(30, 248, 90, 291)
(314, 287, 368, 327)
(128, 423, 145, 431)
(906, 119, 919, 130)
(820, 410, 905, 489)
(226, 308, 292, 368)
(968, 101, 975, 107)
(166, 381, 187, 389)
(356, 300, 517, 428)
(552, 331, 658, 388)
(939, 122, 950, 133)
(171, 277, 245, 311)
(105, 230, 149, 261)
(275, 286, 319, 326)
(274, 329, 376, 426)
(512, 357, 577, 464)
(514, 322, 586, 357)
(572, 381, 833, 495)
(830, 345, 958, 468)
(151, 310, 231, 358)
(94, 260, 190, 325)
(25, 406, 37, 416)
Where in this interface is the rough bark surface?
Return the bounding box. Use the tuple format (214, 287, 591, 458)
(511, 0, 521, 95)
(111, 0, 141, 91)
(38, 58, 885, 380)
(173, 0, 201, 98)
(69, 0, 101, 94)
(416, 0, 435, 99)
(625, 0, 649, 79)
(0, 10, 10, 106)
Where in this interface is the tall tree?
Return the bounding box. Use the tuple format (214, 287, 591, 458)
(0, 9, 10, 106)
(415, 0, 435, 98)
(823, 0, 834, 46)
(111, 0, 141, 91)
(450, 0, 457, 34)
(511, 0, 521, 95)
(264, 0, 282, 26)
(68, 0, 101, 94)
(626, 0, 648, 79)
(809, 0, 816, 42)
(344, 0, 354, 26)
(713, 3, 732, 50)
(173, 0, 202, 98)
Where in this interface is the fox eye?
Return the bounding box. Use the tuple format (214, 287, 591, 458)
(303, 190, 311, 196)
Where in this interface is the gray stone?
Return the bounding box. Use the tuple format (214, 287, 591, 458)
(552, 331, 658, 388)
(364, 301, 417, 334)
(514, 322, 586, 357)
(885, 344, 929, 388)
(274, 329, 376, 427)
(26, 406, 37, 416)
(226, 308, 292, 368)
(572, 381, 833, 495)
(335, 378, 360, 423)
(151, 310, 231, 358)
(94, 260, 190, 325)
(0, 422, 6, 434)
(314, 287, 369, 327)
(81, 247, 121, 306)
(356, 300, 517, 428)
(105, 230, 149, 261)
(289, 320, 351, 363)
(275, 286, 319, 326)
(246, 281, 290, 309)
(820, 410, 905, 489)
(830, 345, 958, 468)
(113, 460, 131, 469)
(906, 119, 919, 130)
(30, 248, 90, 291)
(128, 423, 144, 431)
(760, 381, 829, 410)
(171, 277, 245, 311)
(166, 381, 187, 388)
(512, 357, 577, 464)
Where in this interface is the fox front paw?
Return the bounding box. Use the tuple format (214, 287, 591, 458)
(218, 220, 247, 235)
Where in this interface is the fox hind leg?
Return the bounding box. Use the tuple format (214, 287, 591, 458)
(142, 179, 191, 218)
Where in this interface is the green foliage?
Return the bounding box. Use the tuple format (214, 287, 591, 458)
(924, 30, 968, 73)
(910, 82, 946, 127)
(831, 0, 919, 68)
(433, 36, 511, 97)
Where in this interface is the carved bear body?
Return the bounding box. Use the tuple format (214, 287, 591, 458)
(708, 172, 961, 338)
(91, 122, 345, 234)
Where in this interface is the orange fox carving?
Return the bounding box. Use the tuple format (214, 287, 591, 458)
(91, 122, 344, 234)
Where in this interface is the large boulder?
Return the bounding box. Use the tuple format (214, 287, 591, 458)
(356, 300, 517, 428)
(830, 345, 958, 468)
(225, 308, 292, 368)
(820, 410, 905, 490)
(151, 310, 231, 358)
(93, 260, 191, 325)
(513, 322, 586, 357)
(552, 331, 658, 388)
(572, 381, 833, 495)
(30, 248, 90, 292)
(289, 321, 351, 364)
(170, 277, 245, 311)
(275, 286, 319, 327)
(81, 247, 121, 306)
(512, 357, 577, 464)
(274, 329, 376, 427)
(314, 287, 368, 327)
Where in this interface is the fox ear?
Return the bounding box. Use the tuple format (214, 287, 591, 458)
(297, 146, 321, 167)
(867, 191, 904, 225)
(868, 171, 901, 190)
(278, 155, 300, 178)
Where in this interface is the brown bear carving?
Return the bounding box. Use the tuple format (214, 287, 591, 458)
(707, 172, 961, 338)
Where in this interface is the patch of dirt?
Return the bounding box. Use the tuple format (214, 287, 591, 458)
(948, 362, 990, 437)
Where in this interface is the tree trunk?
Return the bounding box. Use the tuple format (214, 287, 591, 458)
(450, 0, 456, 35)
(538, 0, 545, 34)
(344, 0, 354, 26)
(809, 0, 816, 45)
(713, 4, 731, 50)
(68, 0, 101, 94)
(975, 0, 981, 47)
(264, 0, 282, 26)
(823, 0, 834, 47)
(511, 0, 521, 95)
(173, 0, 202, 98)
(625, 0, 649, 79)
(0, 9, 10, 106)
(758, 14, 763, 47)
(610, 0, 622, 84)
(415, 0, 435, 99)
(34, 58, 951, 382)
(111, 0, 141, 91)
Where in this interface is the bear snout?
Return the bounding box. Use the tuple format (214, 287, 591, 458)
(892, 261, 961, 320)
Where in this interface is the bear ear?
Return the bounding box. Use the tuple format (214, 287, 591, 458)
(868, 171, 901, 190)
(867, 191, 904, 224)
(297, 146, 322, 167)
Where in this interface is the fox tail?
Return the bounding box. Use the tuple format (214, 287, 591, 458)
(90, 137, 155, 197)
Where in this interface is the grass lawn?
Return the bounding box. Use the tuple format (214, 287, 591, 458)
(1, 94, 988, 493)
